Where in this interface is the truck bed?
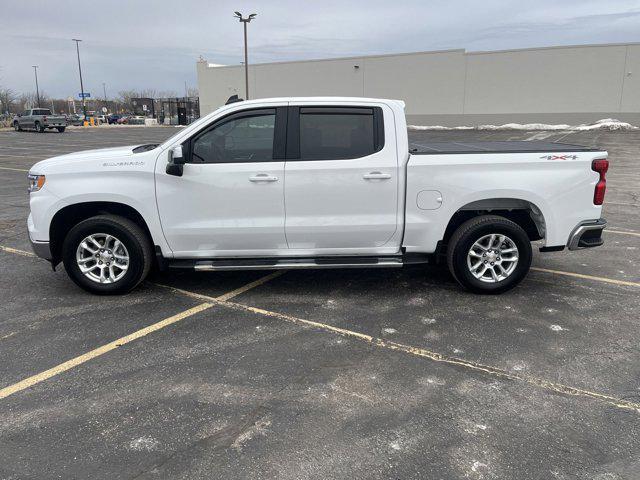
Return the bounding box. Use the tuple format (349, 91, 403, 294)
(409, 140, 600, 155)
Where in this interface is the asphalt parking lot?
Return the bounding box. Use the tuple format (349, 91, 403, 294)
(0, 126, 639, 479)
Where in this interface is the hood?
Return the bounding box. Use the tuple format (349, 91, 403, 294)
(30, 145, 142, 173)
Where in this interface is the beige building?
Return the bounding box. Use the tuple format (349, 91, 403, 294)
(197, 42, 640, 126)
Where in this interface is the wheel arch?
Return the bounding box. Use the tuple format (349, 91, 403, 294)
(442, 198, 546, 245)
(49, 201, 154, 264)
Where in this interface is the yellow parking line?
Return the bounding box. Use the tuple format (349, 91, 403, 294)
(607, 229, 640, 237)
(0, 166, 29, 172)
(155, 284, 640, 413)
(531, 267, 640, 288)
(0, 245, 35, 257)
(0, 272, 282, 400)
(0, 303, 212, 400)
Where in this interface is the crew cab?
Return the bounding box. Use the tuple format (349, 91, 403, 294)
(26, 97, 608, 294)
(14, 108, 67, 133)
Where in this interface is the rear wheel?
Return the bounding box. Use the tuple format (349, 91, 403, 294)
(57, 126, 66, 133)
(446, 215, 532, 294)
(35, 121, 45, 133)
(62, 215, 153, 294)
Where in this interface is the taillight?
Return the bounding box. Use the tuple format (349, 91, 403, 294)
(592, 158, 608, 205)
(43, 116, 47, 122)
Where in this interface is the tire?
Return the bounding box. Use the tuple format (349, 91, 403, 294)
(13, 122, 21, 131)
(57, 127, 66, 133)
(62, 215, 153, 295)
(446, 215, 532, 294)
(35, 121, 45, 133)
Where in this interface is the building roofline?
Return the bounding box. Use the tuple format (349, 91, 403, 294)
(202, 41, 640, 69)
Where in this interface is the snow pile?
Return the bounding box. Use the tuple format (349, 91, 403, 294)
(409, 118, 639, 131)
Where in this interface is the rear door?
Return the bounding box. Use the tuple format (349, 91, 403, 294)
(22, 110, 33, 129)
(284, 103, 400, 253)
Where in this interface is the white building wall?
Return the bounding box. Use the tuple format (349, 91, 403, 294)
(197, 43, 640, 125)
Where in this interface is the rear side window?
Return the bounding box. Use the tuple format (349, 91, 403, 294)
(298, 107, 382, 160)
(33, 109, 51, 115)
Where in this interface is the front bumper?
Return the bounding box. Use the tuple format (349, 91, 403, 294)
(30, 239, 52, 260)
(567, 218, 606, 250)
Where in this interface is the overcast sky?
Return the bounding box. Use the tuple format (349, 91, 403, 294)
(2, 0, 639, 99)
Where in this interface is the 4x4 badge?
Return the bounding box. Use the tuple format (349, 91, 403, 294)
(540, 155, 578, 160)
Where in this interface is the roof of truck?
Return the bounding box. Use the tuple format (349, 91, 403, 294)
(409, 140, 602, 154)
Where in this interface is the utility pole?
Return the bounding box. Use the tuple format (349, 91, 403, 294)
(32, 65, 40, 107)
(72, 39, 87, 118)
(233, 12, 257, 100)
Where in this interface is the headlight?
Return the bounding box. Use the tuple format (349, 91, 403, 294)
(27, 174, 46, 193)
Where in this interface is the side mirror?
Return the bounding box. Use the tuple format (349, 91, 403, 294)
(170, 145, 185, 164)
(166, 144, 185, 177)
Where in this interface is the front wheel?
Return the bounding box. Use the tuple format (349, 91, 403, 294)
(446, 215, 532, 294)
(35, 121, 45, 133)
(62, 215, 153, 295)
(13, 122, 21, 131)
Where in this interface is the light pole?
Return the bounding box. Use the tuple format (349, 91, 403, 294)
(233, 11, 256, 100)
(72, 39, 87, 119)
(32, 65, 40, 107)
(103, 82, 107, 113)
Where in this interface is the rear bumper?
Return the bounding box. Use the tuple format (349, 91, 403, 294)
(567, 218, 606, 250)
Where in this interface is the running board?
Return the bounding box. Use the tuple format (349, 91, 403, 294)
(168, 256, 408, 271)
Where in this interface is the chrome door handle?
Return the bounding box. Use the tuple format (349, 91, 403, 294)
(363, 171, 391, 180)
(249, 174, 279, 182)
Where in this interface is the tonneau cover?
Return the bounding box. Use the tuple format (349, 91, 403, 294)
(409, 141, 601, 154)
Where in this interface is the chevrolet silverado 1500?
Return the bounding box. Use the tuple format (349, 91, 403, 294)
(27, 97, 608, 294)
(14, 108, 67, 133)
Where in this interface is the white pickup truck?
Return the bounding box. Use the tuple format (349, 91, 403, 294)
(27, 97, 608, 295)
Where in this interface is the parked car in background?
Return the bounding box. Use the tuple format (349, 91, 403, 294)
(67, 114, 85, 126)
(116, 115, 129, 124)
(13, 108, 67, 133)
(107, 114, 123, 124)
(26, 97, 608, 295)
(127, 115, 145, 125)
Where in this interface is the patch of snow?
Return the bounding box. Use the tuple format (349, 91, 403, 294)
(472, 460, 489, 473)
(550, 324, 565, 332)
(389, 440, 402, 451)
(421, 317, 437, 325)
(382, 327, 397, 334)
(128, 436, 160, 452)
(409, 118, 638, 131)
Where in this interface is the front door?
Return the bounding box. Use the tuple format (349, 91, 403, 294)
(155, 107, 288, 257)
(284, 105, 400, 254)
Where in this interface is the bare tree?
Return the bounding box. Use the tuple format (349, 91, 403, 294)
(0, 87, 18, 114)
(19, 91, 51, 110)
(187, 86, 199, 98)
(157, 90, 178, 99)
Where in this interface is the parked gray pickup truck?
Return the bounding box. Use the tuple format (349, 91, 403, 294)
(13, 108, 67, 133)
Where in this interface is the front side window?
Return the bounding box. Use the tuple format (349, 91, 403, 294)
(191, 111, 275, 163)
(299, 108, 376, 160)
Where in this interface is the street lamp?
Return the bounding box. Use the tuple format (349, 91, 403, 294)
(72, 39, 87, 119)
(233, 11, 257, 100)
(32, 65, 40, 107)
